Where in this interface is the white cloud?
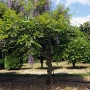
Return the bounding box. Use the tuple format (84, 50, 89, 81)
(51, 0, 90, 26)
(66, 0, 90, 6)
(87, 15, 90, 18)
(70, 15, 90, 26)
(52, 0, 90, 6)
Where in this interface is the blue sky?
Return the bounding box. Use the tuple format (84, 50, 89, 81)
(51, 0, 90, 26)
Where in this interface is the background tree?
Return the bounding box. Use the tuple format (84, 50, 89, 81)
(0, 1, 37, 69)
(0, 2, 7, 68)
(63, 27, 90, 68)
(80, 21, 90, 41)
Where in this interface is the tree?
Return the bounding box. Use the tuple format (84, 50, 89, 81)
(80, 21, 90, 35)
(0, 1, 36, 68)
(80, 21, 90, 41)
(34, 4, 71, 83)
(63, 27, 90, 68)
(0, 1, 71, 83)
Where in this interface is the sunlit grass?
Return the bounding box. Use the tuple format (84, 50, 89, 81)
(22, 60, 90, 69)
(0, 60, 90, 77)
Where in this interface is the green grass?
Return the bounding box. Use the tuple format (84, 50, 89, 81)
(22, 61, 90, 69)
(0, 61, 90, 78)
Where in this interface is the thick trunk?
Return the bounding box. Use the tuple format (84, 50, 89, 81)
(46, 59, 53, 84)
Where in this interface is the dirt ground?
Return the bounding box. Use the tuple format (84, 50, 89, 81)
(0, 61, 90, 90)
(0, 75, 90, 90)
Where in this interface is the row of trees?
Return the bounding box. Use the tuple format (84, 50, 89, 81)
(0, 0, 90, 83)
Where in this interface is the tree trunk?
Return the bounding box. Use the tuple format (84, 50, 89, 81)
(40, 59, 43, 68)
(72, 60, 76, 68)
(46, 59, 53, 84)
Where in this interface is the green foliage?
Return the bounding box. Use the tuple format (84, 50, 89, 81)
(1, 1, 90, 70)
(0, 9, 20, 40)
(0, 1, 71, 64)
(22, 0, 34, 19)
(0, 5, 35, 60)
(4, 55, 22, 70)
(34, 0, 49, 14)
(0, 58, 4, 69)
(80, 21, 90, 41)
(34, 4, 71, 62)
(80, 21, 90, 35)
(63, 29, 90, 66)
(0, 2, 7, 40)
(0, 2, 6, 18)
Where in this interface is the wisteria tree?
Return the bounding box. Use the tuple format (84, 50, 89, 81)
(34, 5, 71, 83)
(0, 0, 71, 83)
(1, 0, 82, 84)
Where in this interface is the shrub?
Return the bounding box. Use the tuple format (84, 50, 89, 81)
(5, 55, 22, 70)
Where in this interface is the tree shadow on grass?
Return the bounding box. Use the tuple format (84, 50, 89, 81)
(0, 72, 90, 90)
(53, 72, 90, 90)
(36, 66, 63, 69)
(66, 66, 88, 69)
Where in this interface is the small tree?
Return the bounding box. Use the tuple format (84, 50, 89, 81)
(63, 28, 90, 68)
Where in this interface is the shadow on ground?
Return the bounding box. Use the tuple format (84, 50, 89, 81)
(35, 66, 63, 69)
(66, 66, 88, 69)
(0, 72, 90, 90)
